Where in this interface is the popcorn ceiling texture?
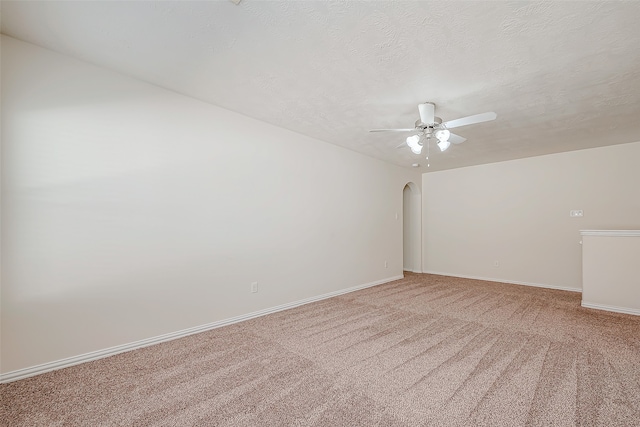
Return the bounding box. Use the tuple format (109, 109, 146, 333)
(2, 1, 640, 170)
(2, 273, 639, 426)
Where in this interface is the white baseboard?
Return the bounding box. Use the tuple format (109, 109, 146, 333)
(0, 275, 403, 384)
(422, 270, 582, 293)
(581, 301, 640, 316)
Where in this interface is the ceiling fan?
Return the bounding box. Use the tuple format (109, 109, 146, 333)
(370, 102, 497, 156)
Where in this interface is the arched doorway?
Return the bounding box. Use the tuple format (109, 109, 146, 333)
(403, 182, 422, 273)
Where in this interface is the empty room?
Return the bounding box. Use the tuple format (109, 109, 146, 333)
(1, 1, 639, 426)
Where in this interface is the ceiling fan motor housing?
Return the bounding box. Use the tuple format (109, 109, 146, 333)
(415, 117, 443, 137)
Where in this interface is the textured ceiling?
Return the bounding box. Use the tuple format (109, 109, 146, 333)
(2, 1, 640, 171)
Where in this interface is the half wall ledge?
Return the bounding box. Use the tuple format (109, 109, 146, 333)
(580, 230, 640, 316)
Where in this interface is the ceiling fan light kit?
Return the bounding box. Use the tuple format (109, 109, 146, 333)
(437, 139, 451, 152)
(406, 134, 423, 154)
(371, 102, 497, 165)
(435, 129, 450, 142)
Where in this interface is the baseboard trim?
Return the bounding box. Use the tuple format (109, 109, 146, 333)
(0, 275, 403, 384)
(581, 301, 640, 316)
(422, 271, 582, 293)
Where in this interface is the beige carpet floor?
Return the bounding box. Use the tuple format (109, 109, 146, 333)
(2, 273, 640, 426)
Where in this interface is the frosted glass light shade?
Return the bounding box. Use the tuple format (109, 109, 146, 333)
(437, 139, 450, 152)
(435, 129, 450, 142)
(406, 135, 420, 147)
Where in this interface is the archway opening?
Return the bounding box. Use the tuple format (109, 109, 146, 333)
(403, 182, 421, 273)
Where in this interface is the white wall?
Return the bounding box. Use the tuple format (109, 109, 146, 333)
(422, 141, 640, 290)
(0, 36, 420, 374)
(581, 231, 640, 315)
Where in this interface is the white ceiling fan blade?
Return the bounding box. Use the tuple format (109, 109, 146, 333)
(442, 112, 497, 129)
(449, 133, 467, 144)
(369, 128, 415, 132)
(418, 102, 435, 125)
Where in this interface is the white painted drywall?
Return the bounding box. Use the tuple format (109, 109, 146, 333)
(581, 231, 640, 315)
(422, 141, 640, 290)
(0, 36, 420, 373)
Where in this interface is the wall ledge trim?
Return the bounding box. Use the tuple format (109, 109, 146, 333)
(581, 301, 640, 316)
(422, 271, 582, 293)
(580, 230, 640, 237)
(0, 274, 403, 384)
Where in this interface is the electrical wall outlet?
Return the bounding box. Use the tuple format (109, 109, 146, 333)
(385, 261, 388, 268)
(250, 282, 258, 293)
(570, 210, 584, 217)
